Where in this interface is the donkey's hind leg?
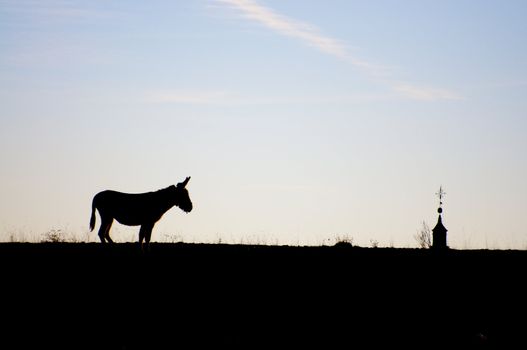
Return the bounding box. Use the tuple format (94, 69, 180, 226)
(98, 216, 114, 243)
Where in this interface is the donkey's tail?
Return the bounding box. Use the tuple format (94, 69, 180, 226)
(89, 198, 97, 231)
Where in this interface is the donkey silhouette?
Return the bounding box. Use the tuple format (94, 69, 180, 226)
(89, 177, 193, 249)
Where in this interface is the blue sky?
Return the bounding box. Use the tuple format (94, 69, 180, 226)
(1, 0, 526, 248)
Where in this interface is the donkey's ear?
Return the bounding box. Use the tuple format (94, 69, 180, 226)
(180, 176, 191, 188)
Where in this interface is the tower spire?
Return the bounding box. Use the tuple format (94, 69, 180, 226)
(432, 186, 448, 249)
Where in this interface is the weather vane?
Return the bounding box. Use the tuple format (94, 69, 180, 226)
(436, 186, 446, 213)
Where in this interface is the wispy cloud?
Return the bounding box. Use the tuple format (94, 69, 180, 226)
(145, 89, 398, 105)
(214, 0, 460, 101)
(217, 0, 345, 56)
(241, 183, 312, 193)
(0, 0, 112, 20)
(215, 0, 381, 73)
(393, 83, 463, 101)
(1, 1, 126, 71)
(145, 90, 237, 104)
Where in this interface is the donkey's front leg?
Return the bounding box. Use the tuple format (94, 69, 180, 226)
(138, 223, 154, 253)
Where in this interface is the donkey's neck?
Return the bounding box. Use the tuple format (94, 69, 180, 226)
(153, 188, 176, 214)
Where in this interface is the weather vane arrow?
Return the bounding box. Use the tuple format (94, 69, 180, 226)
(436, 186, 446, 212)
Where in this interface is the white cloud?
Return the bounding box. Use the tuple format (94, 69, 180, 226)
(144, 89, 399, 105)
(145, 90, 236, 104)
(0, 0, 115, 20)
(394, 83, 463, 101)
(216, 0, 345, 55)
(145, 88, 459, 105)
(214, 0, 461, 101)
(215, 0, 382, 73)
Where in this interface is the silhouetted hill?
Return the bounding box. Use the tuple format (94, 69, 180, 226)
(2, 243, 526, 349)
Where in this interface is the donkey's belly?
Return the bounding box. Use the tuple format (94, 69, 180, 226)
(115, 216, 143, 226)
(113, 208, 161, 226)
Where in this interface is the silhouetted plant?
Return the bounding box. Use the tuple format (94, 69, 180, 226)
(9, 230, 22, 242)
(163, 233, 182, 243)
(334, 235, 353, 247)
(43, 229, 67, 243)
(414, 221, 432, 249)
(6, 229, 33, 242)
(370, 239, 379, 248)
(239, 234, 267, 245)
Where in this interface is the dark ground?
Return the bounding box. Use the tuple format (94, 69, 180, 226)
(1, 243, 526, 349)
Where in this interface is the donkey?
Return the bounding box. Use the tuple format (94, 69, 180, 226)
(89, 177, 193, 249)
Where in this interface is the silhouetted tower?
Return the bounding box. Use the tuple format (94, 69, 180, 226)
(432, 186, 448, 250)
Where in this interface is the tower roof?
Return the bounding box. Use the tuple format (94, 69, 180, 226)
(432, 213, 447, 234)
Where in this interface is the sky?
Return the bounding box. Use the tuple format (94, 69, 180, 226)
(1, 0, 526, 248)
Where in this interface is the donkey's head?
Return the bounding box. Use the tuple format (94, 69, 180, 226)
(172, 176, 193, 213)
